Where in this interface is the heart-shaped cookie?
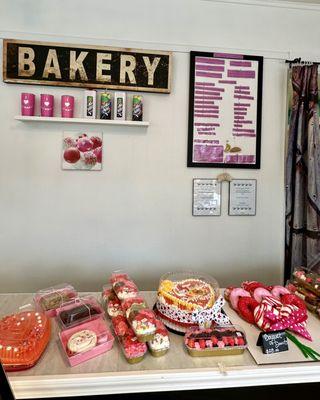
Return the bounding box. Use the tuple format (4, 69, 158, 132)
(0, 311, 51, 371)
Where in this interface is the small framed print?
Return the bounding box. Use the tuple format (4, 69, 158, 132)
(193, 179, 221, 216)
(228, 179, 256, 216)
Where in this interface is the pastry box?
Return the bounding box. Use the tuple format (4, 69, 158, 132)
(111, 316, 147, 363)
(59, 316, 114, 367)
(110, 272, 139, 300)
(34, 283, 78, 317)
(101, 285, 124, 318)
(184, 325, 247, 357)
(120, 334, 147, 364)
(128, 308, 157, 342)
(0, 310, 51, 371)
(56, 296, 104, 329)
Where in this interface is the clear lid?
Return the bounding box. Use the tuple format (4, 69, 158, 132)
(111, 315, 133, 338)
(154, 319, 169, 336)
(158, 271, 219, 310)
(109, 271, 131, 285)
(0, 310, 51, 370)
(113, 279, 139, 300)
(56, 296, 104, 329)
(148, 319, 170, 352)
(101, 284, 115, 301)
(184, 324, 247, 351)
(121, 297, 147, 319)
(34, 283, 77, 312)
(129, 309, 157, 337)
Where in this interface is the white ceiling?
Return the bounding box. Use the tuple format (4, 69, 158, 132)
(204, 0, 320, 5)
(260, 0, 320, 3)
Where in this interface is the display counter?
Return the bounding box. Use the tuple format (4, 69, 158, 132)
(1, 292, 320, 399)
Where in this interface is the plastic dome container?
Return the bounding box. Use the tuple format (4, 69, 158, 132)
(0, 310, 51, 371)
(156, 271, 220, 333)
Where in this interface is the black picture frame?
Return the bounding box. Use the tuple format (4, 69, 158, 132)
(187, 51, 263, 169)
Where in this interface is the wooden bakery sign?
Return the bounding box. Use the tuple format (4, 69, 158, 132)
(3, 39, 172, 93)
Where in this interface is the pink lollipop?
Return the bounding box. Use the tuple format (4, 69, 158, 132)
(271, 285, 290, 299)
(229, 288, 250, 311)
(253, 287, 273, 303)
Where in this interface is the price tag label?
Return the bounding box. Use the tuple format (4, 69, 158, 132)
(257, 330, 289, 355)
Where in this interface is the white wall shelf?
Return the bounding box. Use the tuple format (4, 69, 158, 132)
(14, 115, 149, 127)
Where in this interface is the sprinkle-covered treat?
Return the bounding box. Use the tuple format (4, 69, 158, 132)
(148, 319, 170, 357)
(184, 326, 246, 356)
(130, 309, 157, 342)
(121, 334, 147, 363)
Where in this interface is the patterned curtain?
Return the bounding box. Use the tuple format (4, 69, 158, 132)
(285, 64, 320, 279)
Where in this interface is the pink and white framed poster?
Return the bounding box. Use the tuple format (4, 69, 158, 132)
(188, 51, 263, 169)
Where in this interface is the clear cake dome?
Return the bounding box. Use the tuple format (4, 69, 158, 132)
(159, 271, 219, 300)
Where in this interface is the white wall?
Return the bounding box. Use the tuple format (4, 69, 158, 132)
(1, 0, 317, 292)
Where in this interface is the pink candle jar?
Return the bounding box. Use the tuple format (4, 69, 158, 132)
(21, 93, 35, 116)
(40, 94, 54, 117)
(61, 95, 74, 118)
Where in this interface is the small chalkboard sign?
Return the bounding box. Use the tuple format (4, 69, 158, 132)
(0, 361, 15, 399)
(256, 330, 289, 355)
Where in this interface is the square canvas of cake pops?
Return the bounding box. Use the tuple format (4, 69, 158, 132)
(62, 131, 103, 170)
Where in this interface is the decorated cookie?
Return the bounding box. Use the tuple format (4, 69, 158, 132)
(67, 330, 97, 354)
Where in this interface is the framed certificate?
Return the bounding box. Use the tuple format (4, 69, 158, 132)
(193, 179, 221, 216)
(228, 179, 256, 216)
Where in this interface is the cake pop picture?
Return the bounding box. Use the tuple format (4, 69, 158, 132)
(62, 131, 103, 171)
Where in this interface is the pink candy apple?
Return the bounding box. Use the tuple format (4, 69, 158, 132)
(77, 137, 93, 152)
